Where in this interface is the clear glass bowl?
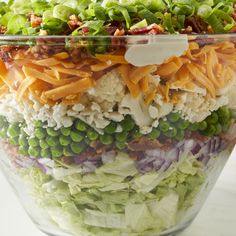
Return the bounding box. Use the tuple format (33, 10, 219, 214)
(0, 34, 235, 236)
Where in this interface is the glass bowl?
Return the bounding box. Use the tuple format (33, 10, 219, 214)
(0, 34, 235, 236)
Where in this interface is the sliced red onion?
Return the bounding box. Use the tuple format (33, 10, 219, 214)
(82, 161, 97, 173)
(165, 148, 180, 162)
(153, 158, 165, 171)
(101, 151, 116, 164)
(160, 160, 172, 172)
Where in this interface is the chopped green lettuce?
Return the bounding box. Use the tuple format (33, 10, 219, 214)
(96, 152, 138, 177)
(84, 209, 126, 229)
(20, 152, 206, 236)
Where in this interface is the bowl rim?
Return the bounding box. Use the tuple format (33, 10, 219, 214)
(0, 33, 235, 46)
(0, 33, 235, 40)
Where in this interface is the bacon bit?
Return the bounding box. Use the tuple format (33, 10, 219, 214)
(230, 25, 236, 33)
(128, 137, 163, 151)
(186, 16, 208, 34)
(106, 26, 118, 35)
(68, 14, 82, 30)
(82, 27, 90, 34)
(0, 46, 22, 62)
(129, 23, 164, 35)
(114, 28, 125, 36)
(147, 24, 164, 33)
(180, 26, 193, 34)
(0, 26, 7, 34)
(30, 14, 42, 28)
(207, 25, 214, 33)
(232, 13, 236, 21)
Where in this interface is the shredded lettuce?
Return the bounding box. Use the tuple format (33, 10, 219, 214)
(19, 151, 206, 236)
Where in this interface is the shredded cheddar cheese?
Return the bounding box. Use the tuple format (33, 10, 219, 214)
(118, 65, 140, 97)
(43, 77, 94, 101)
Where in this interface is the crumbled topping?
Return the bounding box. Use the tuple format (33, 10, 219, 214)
(175, 92, 228, 122)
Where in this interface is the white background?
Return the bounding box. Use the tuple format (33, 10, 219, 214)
(0, 150, 235, 236)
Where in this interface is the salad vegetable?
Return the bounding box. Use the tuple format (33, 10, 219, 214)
(0, 1, 235, 236)
(18, 151, 206, 235)
(0, 0, 236, 35)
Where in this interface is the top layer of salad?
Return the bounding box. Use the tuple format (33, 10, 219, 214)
(0, 0, 236, 36)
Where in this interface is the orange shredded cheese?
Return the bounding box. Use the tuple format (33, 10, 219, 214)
(187, 63, 216, 97)
(54, 52, 69, 60)
(91, 62, 114, 72)
(145, 88, 156, 105)
(140, 75, 149, 93)
(95, 54, 128, 64)
(165, 83, 170, 102)
(43, 77, 94, 101)
(0, 84, 8, 98)
(130, 65, 157, 84)
(118, 65, 140, 97)
(0, 59, 8, 76)
(17, 77, 36, 101)
(156, 58, 183, 78)
(51, 66, 92, 77)
(22, 66, 68, 86)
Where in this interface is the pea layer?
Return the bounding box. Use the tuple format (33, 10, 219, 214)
(0, 106, 233, 159)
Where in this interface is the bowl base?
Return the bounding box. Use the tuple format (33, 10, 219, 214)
(37, 218, 194, 236)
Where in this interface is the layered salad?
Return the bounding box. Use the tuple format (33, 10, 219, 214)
(0, 0, 236, 236)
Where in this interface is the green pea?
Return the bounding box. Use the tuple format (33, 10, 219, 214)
(120, 116, 135, 131)
(20, 127, 27, 136)
(84, 137, 90, 145)
(99, 134, 113, 145)
(175, 130, 185, 141)
(167, 112, 181, 123)
(75, 120, 87, 131)
(115, 132, 128, 142)
(87, 129, 99, 141)
(198, 121, 208, 131)
(46, 127, 60, 137)
(206, 112, 218, 124)
(28, 146, 40, 157)
(0, 116, 6, 127)
(34, 120, 43, 128)
(70, 131, 83, 142)
(50, 147, 63, 158)
(46, 136, 59, 147)
(147, 129, 161, 140)
(70, 142, 86, 154)
(39, 139, 49, 149)
(63, 146, 74, 157)
(104, 122, 117, 134)
(164, 127, 177, 138)
(34, 127, 46, 139)
(177, 120, 189, 130)
(40, 148, 51, 158)
(188, 123, 199, 132)
(202, 124, 216, 136)
(7, 123, 20, 138)
(18, 146, 28, 156)
(131, 129, 142, 139)
(222, 123, 230, 132)
(18, 135, 28, 146)
(59, 135, 71, 146)
(159, 120, 170, 133)
(9, 137, 19, 145)
(115, 141, 127, 150)
(28, 137, 39, 147)
(217, 106, 231, 122)
(0, 127, 8, 139)
(215, 124, 222, 135)
(60, 127, 71, 136)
